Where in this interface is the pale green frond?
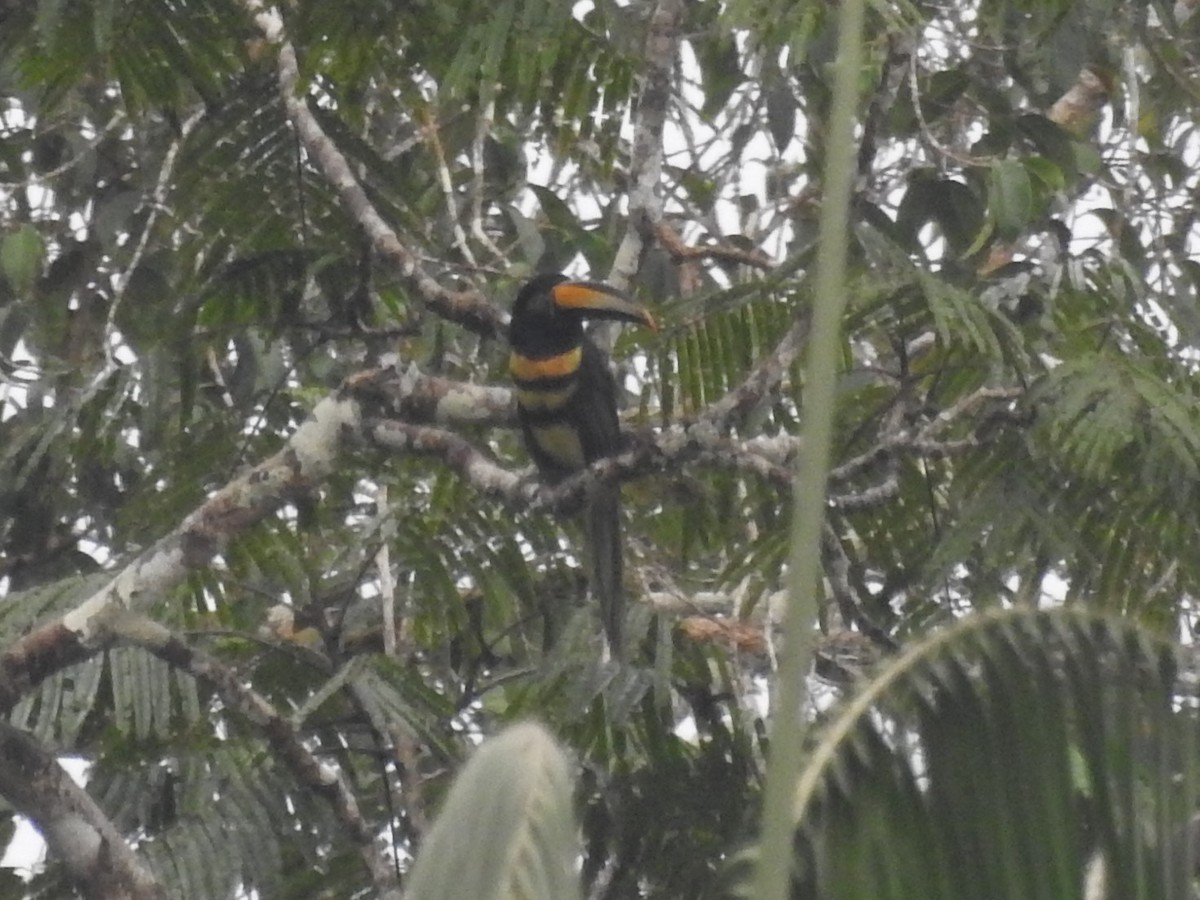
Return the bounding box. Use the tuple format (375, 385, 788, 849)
(407, 722, 581, 900)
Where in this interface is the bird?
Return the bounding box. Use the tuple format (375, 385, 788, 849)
(508, 272, 657, 654)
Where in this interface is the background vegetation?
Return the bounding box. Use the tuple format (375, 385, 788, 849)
(1, 0, 1199, 897)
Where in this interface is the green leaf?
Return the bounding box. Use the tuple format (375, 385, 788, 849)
(407, 722, 582, 900)
(1023, 155, 1065, 193)
(1, 224, 45, 295)
(529, 184, 583, 240)
(988, 159, 1034, 239)
(896, 173, 984, 255)
(922, 67, 970, 121)
(698, 33, 742, 120)
(1070, 141, 1102, 175)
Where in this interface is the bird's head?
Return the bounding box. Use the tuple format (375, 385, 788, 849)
(510, 273, 657, 351)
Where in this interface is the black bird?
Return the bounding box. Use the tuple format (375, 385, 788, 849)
(508, 272, 656, 653)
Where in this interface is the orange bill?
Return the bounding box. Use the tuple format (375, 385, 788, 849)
(550, 281, 658, 330)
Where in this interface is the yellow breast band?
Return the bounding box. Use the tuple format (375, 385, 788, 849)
(509, 346, 583, 382)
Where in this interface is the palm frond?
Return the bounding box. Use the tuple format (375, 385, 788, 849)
(786, 607, 1193, 900)
(407, 722, 581, 900)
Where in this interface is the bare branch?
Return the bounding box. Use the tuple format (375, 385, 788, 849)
(0, 354, 1023, 714)
(830, 385, 1023, 482)
(856, 35, 913, 185)
(656, 221, 774, 271)
(365, 376, 1020, 521)
(827, 474, 901, 511)
(909, 53, 999, 168)
(469, 97, 507, 261)
(106, 107, 206, 368)
(821, 526, 898, 652)
(366, 417, 786, 515)
(0, 723, 165, 900)
(701, 310, 811, 433)
(916, 385, 1023, 440)
(607, 0, 686, 295)
(345, 364, 516, 427)
(366, 418, 532, 501)
(422, 105, 477, 267)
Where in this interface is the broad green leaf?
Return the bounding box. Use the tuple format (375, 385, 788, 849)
(1023, 155, 1065, 193)
(988, 159, 1034, 239)
(0, 224, 44, 295)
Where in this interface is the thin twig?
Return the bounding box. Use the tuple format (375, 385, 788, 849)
(909, 54, 998, 168)
(701, 310, 811, 433)
(422, 105, 477, 267)
(376, 484, 397, 658)
(470, 96, 507, 261)
(656, 221, 774, 270)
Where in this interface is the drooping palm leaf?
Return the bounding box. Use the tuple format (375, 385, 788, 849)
(785, 607, 1195, 900)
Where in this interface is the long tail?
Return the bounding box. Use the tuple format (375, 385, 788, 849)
(586, 479, 625, 655)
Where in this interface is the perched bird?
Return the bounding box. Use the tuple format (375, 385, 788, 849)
(508, 272, 657, 653)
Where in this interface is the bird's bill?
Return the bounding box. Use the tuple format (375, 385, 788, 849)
(551, 281, 658, 330)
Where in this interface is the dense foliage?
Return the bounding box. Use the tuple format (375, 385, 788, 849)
(1, 0, 1198, 897)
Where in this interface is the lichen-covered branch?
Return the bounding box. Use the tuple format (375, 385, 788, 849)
(0, 396, 359, 713)
(364, 408, 1003, 519)
(366, 418, 534, 504)
(607, 0, 686, 294)
(0, 357, 1024, 715)
(346, 364, 516, 427)
(0, 723, 165, 900)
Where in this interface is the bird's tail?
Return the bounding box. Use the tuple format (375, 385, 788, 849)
(586, 479, 625, 655)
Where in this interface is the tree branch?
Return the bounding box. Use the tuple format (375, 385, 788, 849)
(0, 362, 1023, 715)
(0, 723, 165, 900)
(345, 364, 516, 427)
(700, 310, 811, 434)
(0, 395, 359, 713)
(95, 612, 402, 900)
(246, 1, 506, 339)
(362, 413, 993, 517)
(366, 418, 534, 504)
(656, 222, 774, 271)
(820, 525, 898, 652)
(607, 0, 686, 295)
